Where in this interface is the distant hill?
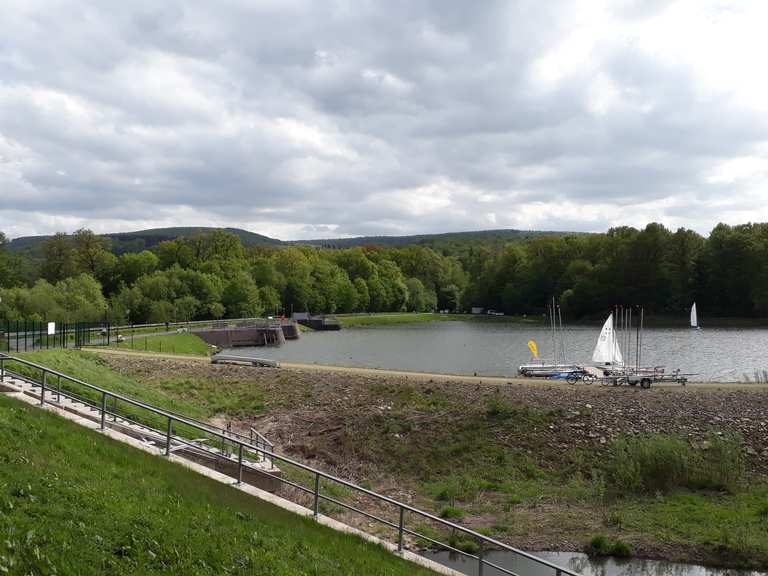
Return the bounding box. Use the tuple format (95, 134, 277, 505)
(9, 227, 281, 256)
(105, 227, 280, 254)
(290, 228, 574, 249)
(8, 226, 576, 256)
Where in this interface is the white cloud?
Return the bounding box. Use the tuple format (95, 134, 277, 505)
(1, 0, 768, 240)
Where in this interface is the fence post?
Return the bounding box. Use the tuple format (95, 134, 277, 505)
(40, 370, 46, 406)
(313, 473, 320, 517)
(0, 357, 4, 382)
(397, 506, 405, 552)
(165, 417, 173, 456)
(100, 392, 107, 430)
(57, 375, 61, 402)
(237, 443, 243, 485)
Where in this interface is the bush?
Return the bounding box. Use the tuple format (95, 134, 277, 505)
(438, 506, 465, 520)
(447, 532, 480, 554)
(691, 434, 743, 492)
(585, 534, 632, 558)
(607, 435, 690, 493)
(605, 433, 743, 494)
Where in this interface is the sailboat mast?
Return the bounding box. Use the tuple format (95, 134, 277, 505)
(638, 307, 644, 369)
(549, 300, 557, 365)
(635, 306, 640, 371)
(627, 307, 633, 369)
(557, 304, 567, 366)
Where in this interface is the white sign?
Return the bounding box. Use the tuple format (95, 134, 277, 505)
(47, 322, 56, 335)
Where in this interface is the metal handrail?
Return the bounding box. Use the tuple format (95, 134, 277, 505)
(0, 352, 580, 576)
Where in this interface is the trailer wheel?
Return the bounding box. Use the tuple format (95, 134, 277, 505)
(640, 378, 651, 389)
(583, 374, 596, 384)
(566, 374, 579, 385)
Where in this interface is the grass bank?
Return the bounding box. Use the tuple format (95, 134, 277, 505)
(0, 394, 437, 575)
(104, 332, 212, 356)
(336, 312, 533, 328)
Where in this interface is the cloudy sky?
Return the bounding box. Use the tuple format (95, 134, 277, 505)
(1, 0, 768, 240)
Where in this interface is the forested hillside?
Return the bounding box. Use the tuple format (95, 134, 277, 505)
(1, 222, 767, 323)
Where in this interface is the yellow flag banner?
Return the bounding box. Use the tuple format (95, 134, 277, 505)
(527, 339, 539, 358)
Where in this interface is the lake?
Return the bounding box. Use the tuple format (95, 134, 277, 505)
(231, 320, 768, 382)
(425, 550, 768, 576)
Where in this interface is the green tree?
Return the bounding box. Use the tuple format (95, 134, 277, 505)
(222, 273, 264, 318)
(42, 233, 78, 282)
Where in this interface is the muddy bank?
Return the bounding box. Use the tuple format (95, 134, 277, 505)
(101, 354, 768, 473)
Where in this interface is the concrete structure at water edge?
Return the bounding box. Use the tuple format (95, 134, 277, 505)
(193, 322, 286, 348)
(293, 313, 341, 331)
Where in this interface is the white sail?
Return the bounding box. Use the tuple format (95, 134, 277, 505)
(690, 303, 698, 328)
(592, 313, 623, 364)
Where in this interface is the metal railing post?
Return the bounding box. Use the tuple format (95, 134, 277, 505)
(165, 417, 173, 456)
(313, 473, 320, 517)
(478, 540, 484, 576)
(237, 443, 243, 485)
(397, 506, 405, 552)
(57, 375, 61, 403)
(40, 370, 46, 406)
(0, 357, 4, 381)
(100, 392, 107, 430)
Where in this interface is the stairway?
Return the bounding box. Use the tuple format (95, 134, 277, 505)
(0, 371, 281, 492)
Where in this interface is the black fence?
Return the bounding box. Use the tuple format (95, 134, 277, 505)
(0, 320, 114, 353)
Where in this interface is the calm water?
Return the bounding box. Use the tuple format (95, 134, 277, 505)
(426, 550, 767, 576)
(231, 320, 768, 382)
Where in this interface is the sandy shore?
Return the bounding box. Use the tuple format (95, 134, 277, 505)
(89, 347, 768, 390)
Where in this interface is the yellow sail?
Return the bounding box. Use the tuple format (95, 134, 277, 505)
(527, 339, 539, 358)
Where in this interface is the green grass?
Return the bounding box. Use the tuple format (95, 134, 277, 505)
(105, 333, 212, 356)
(617, 489, 768, 567)
(0, 394, 436, 575)
(15, 349, 207, 418)
(338, 313, 456, 328)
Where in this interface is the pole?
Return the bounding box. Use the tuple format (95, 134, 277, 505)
(237, 443, 244, 485)
(165, 417, 173, 456)
(313, 473, 320, 517)
(397, 507, 405, 552)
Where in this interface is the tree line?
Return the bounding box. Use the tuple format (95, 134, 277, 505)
(1, 222, 767, 323)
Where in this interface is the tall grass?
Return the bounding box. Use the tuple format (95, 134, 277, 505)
(606, 433, 743, 494)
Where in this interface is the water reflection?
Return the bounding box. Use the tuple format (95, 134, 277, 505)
(426, 550, 767, 576)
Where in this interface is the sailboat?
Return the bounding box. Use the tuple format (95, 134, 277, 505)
(592, 312, 623, 366)
(690, 302, 700, 330)
(518, 299, 582, 377)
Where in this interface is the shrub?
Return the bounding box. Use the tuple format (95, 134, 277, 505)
(605, 433, 744, 494)
(607, 435, 690, 493)
(447, 532, 480, 554)
(691, 434, 743, 492)
(438, 506, 465, 520)
(585, 534, 632, 558)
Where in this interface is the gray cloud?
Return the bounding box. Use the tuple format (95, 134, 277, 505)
(1, 0, 768, 240)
